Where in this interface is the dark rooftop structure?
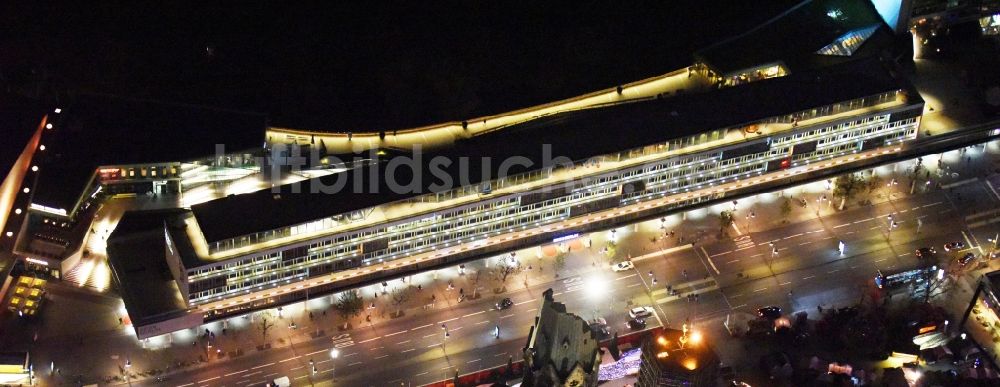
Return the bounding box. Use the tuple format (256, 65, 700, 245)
(191, 56, 918, 243)
(695, 0, 892, 75)
(31, 94, 266, 214)
(107, 209, 190, 326)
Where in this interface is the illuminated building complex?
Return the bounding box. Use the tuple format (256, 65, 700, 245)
(0, 0, 925, 338)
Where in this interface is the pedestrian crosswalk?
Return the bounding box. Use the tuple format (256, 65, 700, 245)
(734, 235, 755, 250)
(651, 277, 719, 304)
(61, 256, 112, 292)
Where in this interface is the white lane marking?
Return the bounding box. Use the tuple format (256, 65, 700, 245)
(198, 377, 221, 383)
(616, 274, 637, 281)
(828, 270, 839, 274)
(628, 283, 641, 287)
(754, 288, 767, 292)
(802, 276, 815, 280)
(515, 298, 537, 305)
(464, 311, 485, 318)
(279, 356, 301, 363)
(476, 320, 489, 325)
(799, 241, 812, 246)
(411, 324, 432, 331)
(401, 348, 416, 353)
(305, 349, 326, 356)
(358, 337, 379, 344)
(730, 294, 742, 299)
(384, 330, 407, 337)
(875, 258, 886, 262)
(727, 259, 740, 264)
(349, 361, 363, 366)
(416, 371, 429, 376)
(423, 333, 436, 338)
(251, 362, 275, 370)
(396, 340, 411, 345)
(468, 358, 482, 364)
(710, 251, 732, 258)
(438, 317, 459, 324)
(225, 370, 248, 377)
(834, 224, 850, 228)
(374, 354, 389, 360)
(780, 282, 791, 286)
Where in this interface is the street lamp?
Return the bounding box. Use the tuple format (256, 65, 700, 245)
(330, 349, 340, 379)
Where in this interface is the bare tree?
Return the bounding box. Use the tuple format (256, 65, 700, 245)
(719, 210, 735, 236)
(490, 259, 523, 293)
(779, 198, 792, 222)
(866, 174, 884, 199)
(256, 310, 277, 342)
(470, 270, 482, 299)
(833, 173, 864, 210)
(335, 290, 364, 329)
(390, 286, 414, 317)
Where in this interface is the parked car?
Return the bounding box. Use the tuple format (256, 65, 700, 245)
(959, 252, 976, 266)
(495, 298, 513, 310)
(612, 261, 635, 272)
(915, 247, 937, 259)
(757, 306, 782, 320)
(943, 241, 966, 252)
(626, 317, 647, 330)
(629, 306, 655, 319)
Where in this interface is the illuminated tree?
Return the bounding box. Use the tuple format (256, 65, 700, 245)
(334, 290, 364, 329)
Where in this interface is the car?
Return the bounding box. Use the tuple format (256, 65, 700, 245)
(495, 298, 513, 310)
(959, 252, 977, 266)
(944, 241, 966, 252)
(626, 317, 647, 330)
(915, 247, 937, 259)
(629, 306, 655, 319)
(757, 306, 782, 320)
(612, 261, 635, 272)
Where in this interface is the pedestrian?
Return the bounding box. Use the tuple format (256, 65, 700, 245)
(817, 305, 823, 313)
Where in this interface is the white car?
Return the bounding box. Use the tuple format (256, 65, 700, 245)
(612, 261, 635, 272)
(629, 306, 655, 319)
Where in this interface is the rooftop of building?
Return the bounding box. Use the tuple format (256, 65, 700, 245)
(191, 56, 918, 244)
(643, 327, 721, 375)
(107, 209, 190, 326)
(30, 94, 266, 214)
(695, 0, 892, 75)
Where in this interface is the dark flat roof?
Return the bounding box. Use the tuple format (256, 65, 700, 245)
(107, 209, 189, 325)
(31, 94, 265, 213)
(192, 57, 915, 243)
(695, 0, 889, 75)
